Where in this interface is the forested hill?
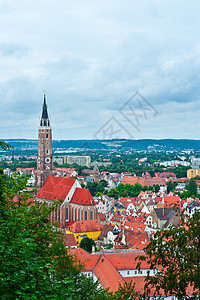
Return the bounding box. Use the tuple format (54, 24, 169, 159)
(2, 139, 200, 151)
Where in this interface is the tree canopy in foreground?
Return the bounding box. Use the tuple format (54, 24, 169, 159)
(137, 210, 200, 299)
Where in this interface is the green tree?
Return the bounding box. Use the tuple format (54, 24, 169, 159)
(180, 190, 191, 200)
(80, 237, 96, 253)
(99, 179, 108, 188)
(110, 281, 141, 300)
(0, 141, 12, 150)
(107, 188, 119, 199)
(154, 184, 160, 193)
(166, 180, 175, 193)
(137, 211, 200, 299)
(0, 171, 79, 299)
(188, 178, 198, 197)
(73, 274, 109, 300)
(86, 182, 99, 196)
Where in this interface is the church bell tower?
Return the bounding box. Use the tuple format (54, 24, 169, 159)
(36, 93, 53, 189)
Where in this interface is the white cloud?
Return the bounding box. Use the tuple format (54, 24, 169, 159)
(0, 0, 200, 139)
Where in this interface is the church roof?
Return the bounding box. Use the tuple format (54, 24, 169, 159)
(36, 176, 76, 201)
(70, 187, 95, 205)
(40, 94, 50, 126)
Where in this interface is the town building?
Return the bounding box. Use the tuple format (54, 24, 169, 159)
(67, 156, 91, 168)
(35, 176, 98, 231)
(187, 168, 200, 179)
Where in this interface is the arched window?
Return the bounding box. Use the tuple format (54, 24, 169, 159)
(65, 206, 69, 220)
(90, 210, 93, 220)
(84, 210, 87, 220)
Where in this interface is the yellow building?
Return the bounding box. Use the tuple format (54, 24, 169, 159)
(187, 169, 200, 179)
(66, 219, 103, 246)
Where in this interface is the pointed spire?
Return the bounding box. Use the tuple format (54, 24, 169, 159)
(40, 93, 50, 127)
(93, 161, 99, 172)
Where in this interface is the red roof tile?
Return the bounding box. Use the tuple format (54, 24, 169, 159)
(36, 176, 76, 201)
(104, 251, 149, 270)
(66, 220, 103, 233)
(93, 255, 125, 292)
(70, 187, 94, 205)
(64, 234, 77, 247)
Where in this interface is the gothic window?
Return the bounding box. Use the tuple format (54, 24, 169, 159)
(90, 210, 93, 220)
(65, 206, 69, 220)
(84, 210, 87, 220)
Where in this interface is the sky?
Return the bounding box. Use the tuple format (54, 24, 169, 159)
(1, 0, 200, 140)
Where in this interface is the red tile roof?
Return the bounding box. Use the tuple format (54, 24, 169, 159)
(121, 176, 166, 187)
(64, 234, 77, 247)
(93, 255, 124, 292)
(163, 196, 181, 207)
(66, 220, 103, 233)
(98, 213, 106, 221)
(70, 248, 124, 292)
(70, 187, 94, 205)
(36, 176, 76, 201)
(104, 251, 149, 270)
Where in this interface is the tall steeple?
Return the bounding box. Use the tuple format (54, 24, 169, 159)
(36, 92, 53, 189)
(40, 93, 50, 127)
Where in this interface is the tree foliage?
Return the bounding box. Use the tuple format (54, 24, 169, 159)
(137, 211, 200, 299)
(0, 140, 13, 150)
(80, 237, 96, 253)
(0, 171, 80, 299)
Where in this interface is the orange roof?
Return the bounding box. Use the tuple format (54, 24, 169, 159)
(98, 213, 106, 221)
(66, 219, 103, 233)
(123, 221, 146, 232)
(70, 187, 94, 205)
(93, 255, 124, 292)
(64, 234, 77, 247)
(122, 176, 139, 185)
(121, 177, 166, 187)
(36, 176, 76, 201)
(163, 196, 181, 207)
(104, 251, 149, 270)
(70, 248, 124, 292)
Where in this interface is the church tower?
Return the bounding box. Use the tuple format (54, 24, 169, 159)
(93, 161, 99, 183)
(36, 93, 53, 189)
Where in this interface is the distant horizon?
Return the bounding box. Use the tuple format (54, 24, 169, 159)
(2, 138, 200, 141)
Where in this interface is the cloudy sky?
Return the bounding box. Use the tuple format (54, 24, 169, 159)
(1, 0, 200, 140)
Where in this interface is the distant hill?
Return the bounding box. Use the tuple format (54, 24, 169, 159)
(2, 139, 200, 151)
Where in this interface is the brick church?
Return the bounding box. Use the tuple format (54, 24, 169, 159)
(35, 94, 97, 230)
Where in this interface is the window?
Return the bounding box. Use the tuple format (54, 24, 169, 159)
(84, 210, 87, 220)
(127, 271, 130, 275)
(46, 134, 48, 138)
(65, 207, 69, 220)
(90, 210, 93, 220)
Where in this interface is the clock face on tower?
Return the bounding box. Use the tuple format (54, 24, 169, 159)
(45, 157, 51, 164)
